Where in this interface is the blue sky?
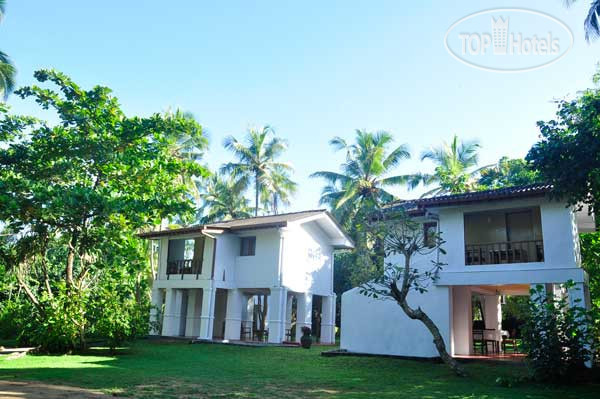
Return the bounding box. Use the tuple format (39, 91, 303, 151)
(2, 1, 599, 212)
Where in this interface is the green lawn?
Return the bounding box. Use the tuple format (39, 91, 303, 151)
(0, 340, 598, 398)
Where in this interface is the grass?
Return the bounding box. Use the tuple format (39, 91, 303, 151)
(0, 339, 598, 398)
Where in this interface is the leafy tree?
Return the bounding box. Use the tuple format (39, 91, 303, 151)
(580, 232, 600, 310)
(478, 157, 542, 190)
(414, 135, 486, 196)
(359, 211, 467, 377)
(526, 71, 600, 222)
(197, 172, 253, 223)
(222, 126, 295, 216)
(311, 130, 413, 228)
(0, 0, 16, 99)
(0, 70, 209, 351)
(563, 0, 600, 42)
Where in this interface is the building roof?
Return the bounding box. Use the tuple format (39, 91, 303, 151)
(387, 183, 553, 211)
(138, 209, 354, 248)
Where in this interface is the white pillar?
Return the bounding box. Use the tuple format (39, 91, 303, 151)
(224, 289, 245, 341)
(295, 292, 313, 342)
(185, 290, 202, 337)
(162, 288, 183, 337)
(320, 294, 336, 344)
(149, 288, 163, 335)
(451, 286, 472, 355)
(198, 286, 216, 340)
(268, 287, 288, 343)
(483, 295, 502, 342)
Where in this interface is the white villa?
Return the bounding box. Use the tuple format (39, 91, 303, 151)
(140, 210, 354, 344)
(341, 184, 594, 358)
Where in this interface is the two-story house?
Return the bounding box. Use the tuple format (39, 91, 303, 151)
(341, 184, 593, 358)
(140, 210, 353, 344)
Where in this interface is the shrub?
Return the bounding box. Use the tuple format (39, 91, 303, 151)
(522, 282, 594, 382)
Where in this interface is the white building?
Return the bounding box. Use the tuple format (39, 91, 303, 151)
(341, 184, 593, 358)
(141, 210, 353, 344)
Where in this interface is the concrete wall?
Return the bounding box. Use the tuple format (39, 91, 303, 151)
(233, 229, 281, 288)
(281, 221, 334, 296)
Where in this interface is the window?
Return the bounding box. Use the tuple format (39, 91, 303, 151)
(423, 222, 437, 248)
(240, 236, 256, 256)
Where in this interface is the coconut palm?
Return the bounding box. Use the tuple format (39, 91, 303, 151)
(563, 0, 600, 42)
(413, 135, 486, 197)
(221, 126, 294, 216)
(0, 1, 16, 99)
(260, 165, 297, 215)
(197, 172, 252, 223)
(311, 130, 413, 225)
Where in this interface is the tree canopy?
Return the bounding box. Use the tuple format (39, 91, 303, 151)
(0, 69, 209, 351)
(478, 157, 542, 190)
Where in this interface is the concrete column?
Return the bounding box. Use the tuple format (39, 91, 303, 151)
(149, 288, 163, 335)
(295, 292, 313, 342)
(451, 286, 472, 355)
(320, 294, 336, 344)
(198, 286, 216, 340)
(482, 295, 502, 343)
(285, 293, 294, 331)
(268, 287, 288, 343)
(162, 288, 183, 337)
(185, 290, 202, 337)
(224, 289, 245, 341)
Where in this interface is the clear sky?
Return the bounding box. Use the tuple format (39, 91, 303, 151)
(2, 1, 599, 212)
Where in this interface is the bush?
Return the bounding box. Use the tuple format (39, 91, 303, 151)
(522, 282, 594, 382)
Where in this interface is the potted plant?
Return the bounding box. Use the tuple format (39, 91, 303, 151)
(300, 326, 312, 349)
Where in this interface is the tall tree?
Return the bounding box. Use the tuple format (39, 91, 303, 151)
(0, 0, 16, 99)
(563, 0, 600, 42)
(526, 69, 600, 223)
(311, 130, 413, 226)
(222, 126, 294, 216)
(414, 135, 485, 196)
(478, 157, 542, 190)
(0, 70, 209, 351)
(260, 165, 297, 215)
(197, 172, 253, 223)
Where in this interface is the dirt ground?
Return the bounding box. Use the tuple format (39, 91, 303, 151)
(0, 380, 115, 399)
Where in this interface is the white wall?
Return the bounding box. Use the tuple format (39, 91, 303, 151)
(281, 221, 334, 296)
(233, 229, 281, 288)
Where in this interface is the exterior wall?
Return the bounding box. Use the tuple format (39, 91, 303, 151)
(340, 196, 588, 358)
(281, 221, 334, 296)
(341, 249, 451, 358)
(233, 229, 281, 288)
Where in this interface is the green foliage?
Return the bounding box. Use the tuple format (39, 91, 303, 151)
(311, 130, 413, 229)
(522, 282, 594, 382)
(413, 134, 484, 196)
(526, 72, 600, 215)
(478, 157, 542, 190)
(221, 125, 295, 216)
(0, 70, 209, 352)
(197, 172, 253, 223)
(580, 232, 600, 309)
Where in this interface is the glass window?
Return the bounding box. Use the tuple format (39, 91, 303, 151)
(240, 236, 256, 256)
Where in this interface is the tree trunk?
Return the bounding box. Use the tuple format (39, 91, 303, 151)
(254, 175, 259, 217)
(389, 254, 467, 377)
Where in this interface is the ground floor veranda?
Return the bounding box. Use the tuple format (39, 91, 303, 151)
(150, 285, 336, 344)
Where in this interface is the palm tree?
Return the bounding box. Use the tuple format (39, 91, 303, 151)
(563, 0, 600, 42)
(221, 126, 294, 216)
(260, 165, 297, 215)
(0, 1, 16, 99)
(311, 130, 413, 225)
(197, 173, 252, 223)
(413, 135, 486, 197)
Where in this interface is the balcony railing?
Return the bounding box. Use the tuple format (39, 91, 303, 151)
(465, 240, 544, 265)
(166, 259, 202, 279)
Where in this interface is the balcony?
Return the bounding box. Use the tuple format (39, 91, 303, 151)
(166, 259, 203, 279)
(465, 240, 544, 266)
